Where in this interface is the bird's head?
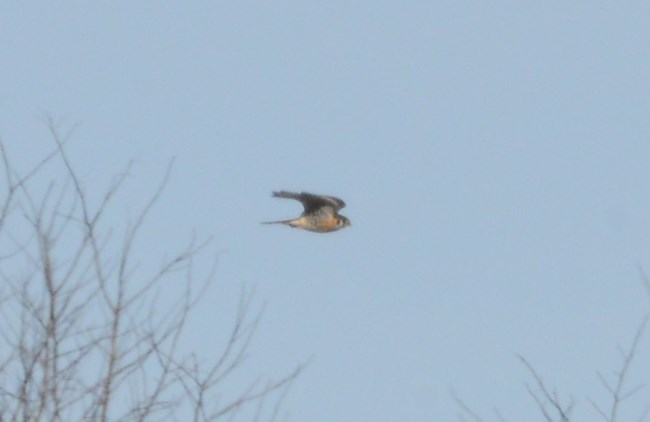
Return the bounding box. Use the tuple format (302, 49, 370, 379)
(336, 215, 351, 229)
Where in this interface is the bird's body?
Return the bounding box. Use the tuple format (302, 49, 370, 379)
(263, 191, 351, 233)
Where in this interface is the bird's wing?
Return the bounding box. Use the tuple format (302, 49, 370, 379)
(272, 191, 346, 213)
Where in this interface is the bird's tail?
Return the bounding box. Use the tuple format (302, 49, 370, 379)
(261, 219, 295, 226)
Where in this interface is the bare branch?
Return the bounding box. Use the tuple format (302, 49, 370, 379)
(0, 122, 300, 421)
(518, 355, 572, 422)
(591, 316, 648, 422)
(450, 388, 484, 422)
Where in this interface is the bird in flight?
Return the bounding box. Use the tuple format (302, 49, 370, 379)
(263, 191, 351, 233)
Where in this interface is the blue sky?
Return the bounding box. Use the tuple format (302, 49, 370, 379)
(2, 2, 650, 420)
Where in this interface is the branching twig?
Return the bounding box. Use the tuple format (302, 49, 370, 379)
(0, 121, 301, 421)
(590, 316, 648, 422)
(518, 355, 573, 422)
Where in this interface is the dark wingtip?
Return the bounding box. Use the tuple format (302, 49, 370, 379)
(271, 190, 298, 198)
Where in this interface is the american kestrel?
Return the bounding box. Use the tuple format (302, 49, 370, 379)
(263, 191, 351, 233)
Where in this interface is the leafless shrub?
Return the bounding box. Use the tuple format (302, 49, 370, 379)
(0, 120, 301, 421)
(452, 303, 648, 421)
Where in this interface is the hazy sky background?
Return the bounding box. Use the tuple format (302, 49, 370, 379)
(2, 2, 650, 421)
